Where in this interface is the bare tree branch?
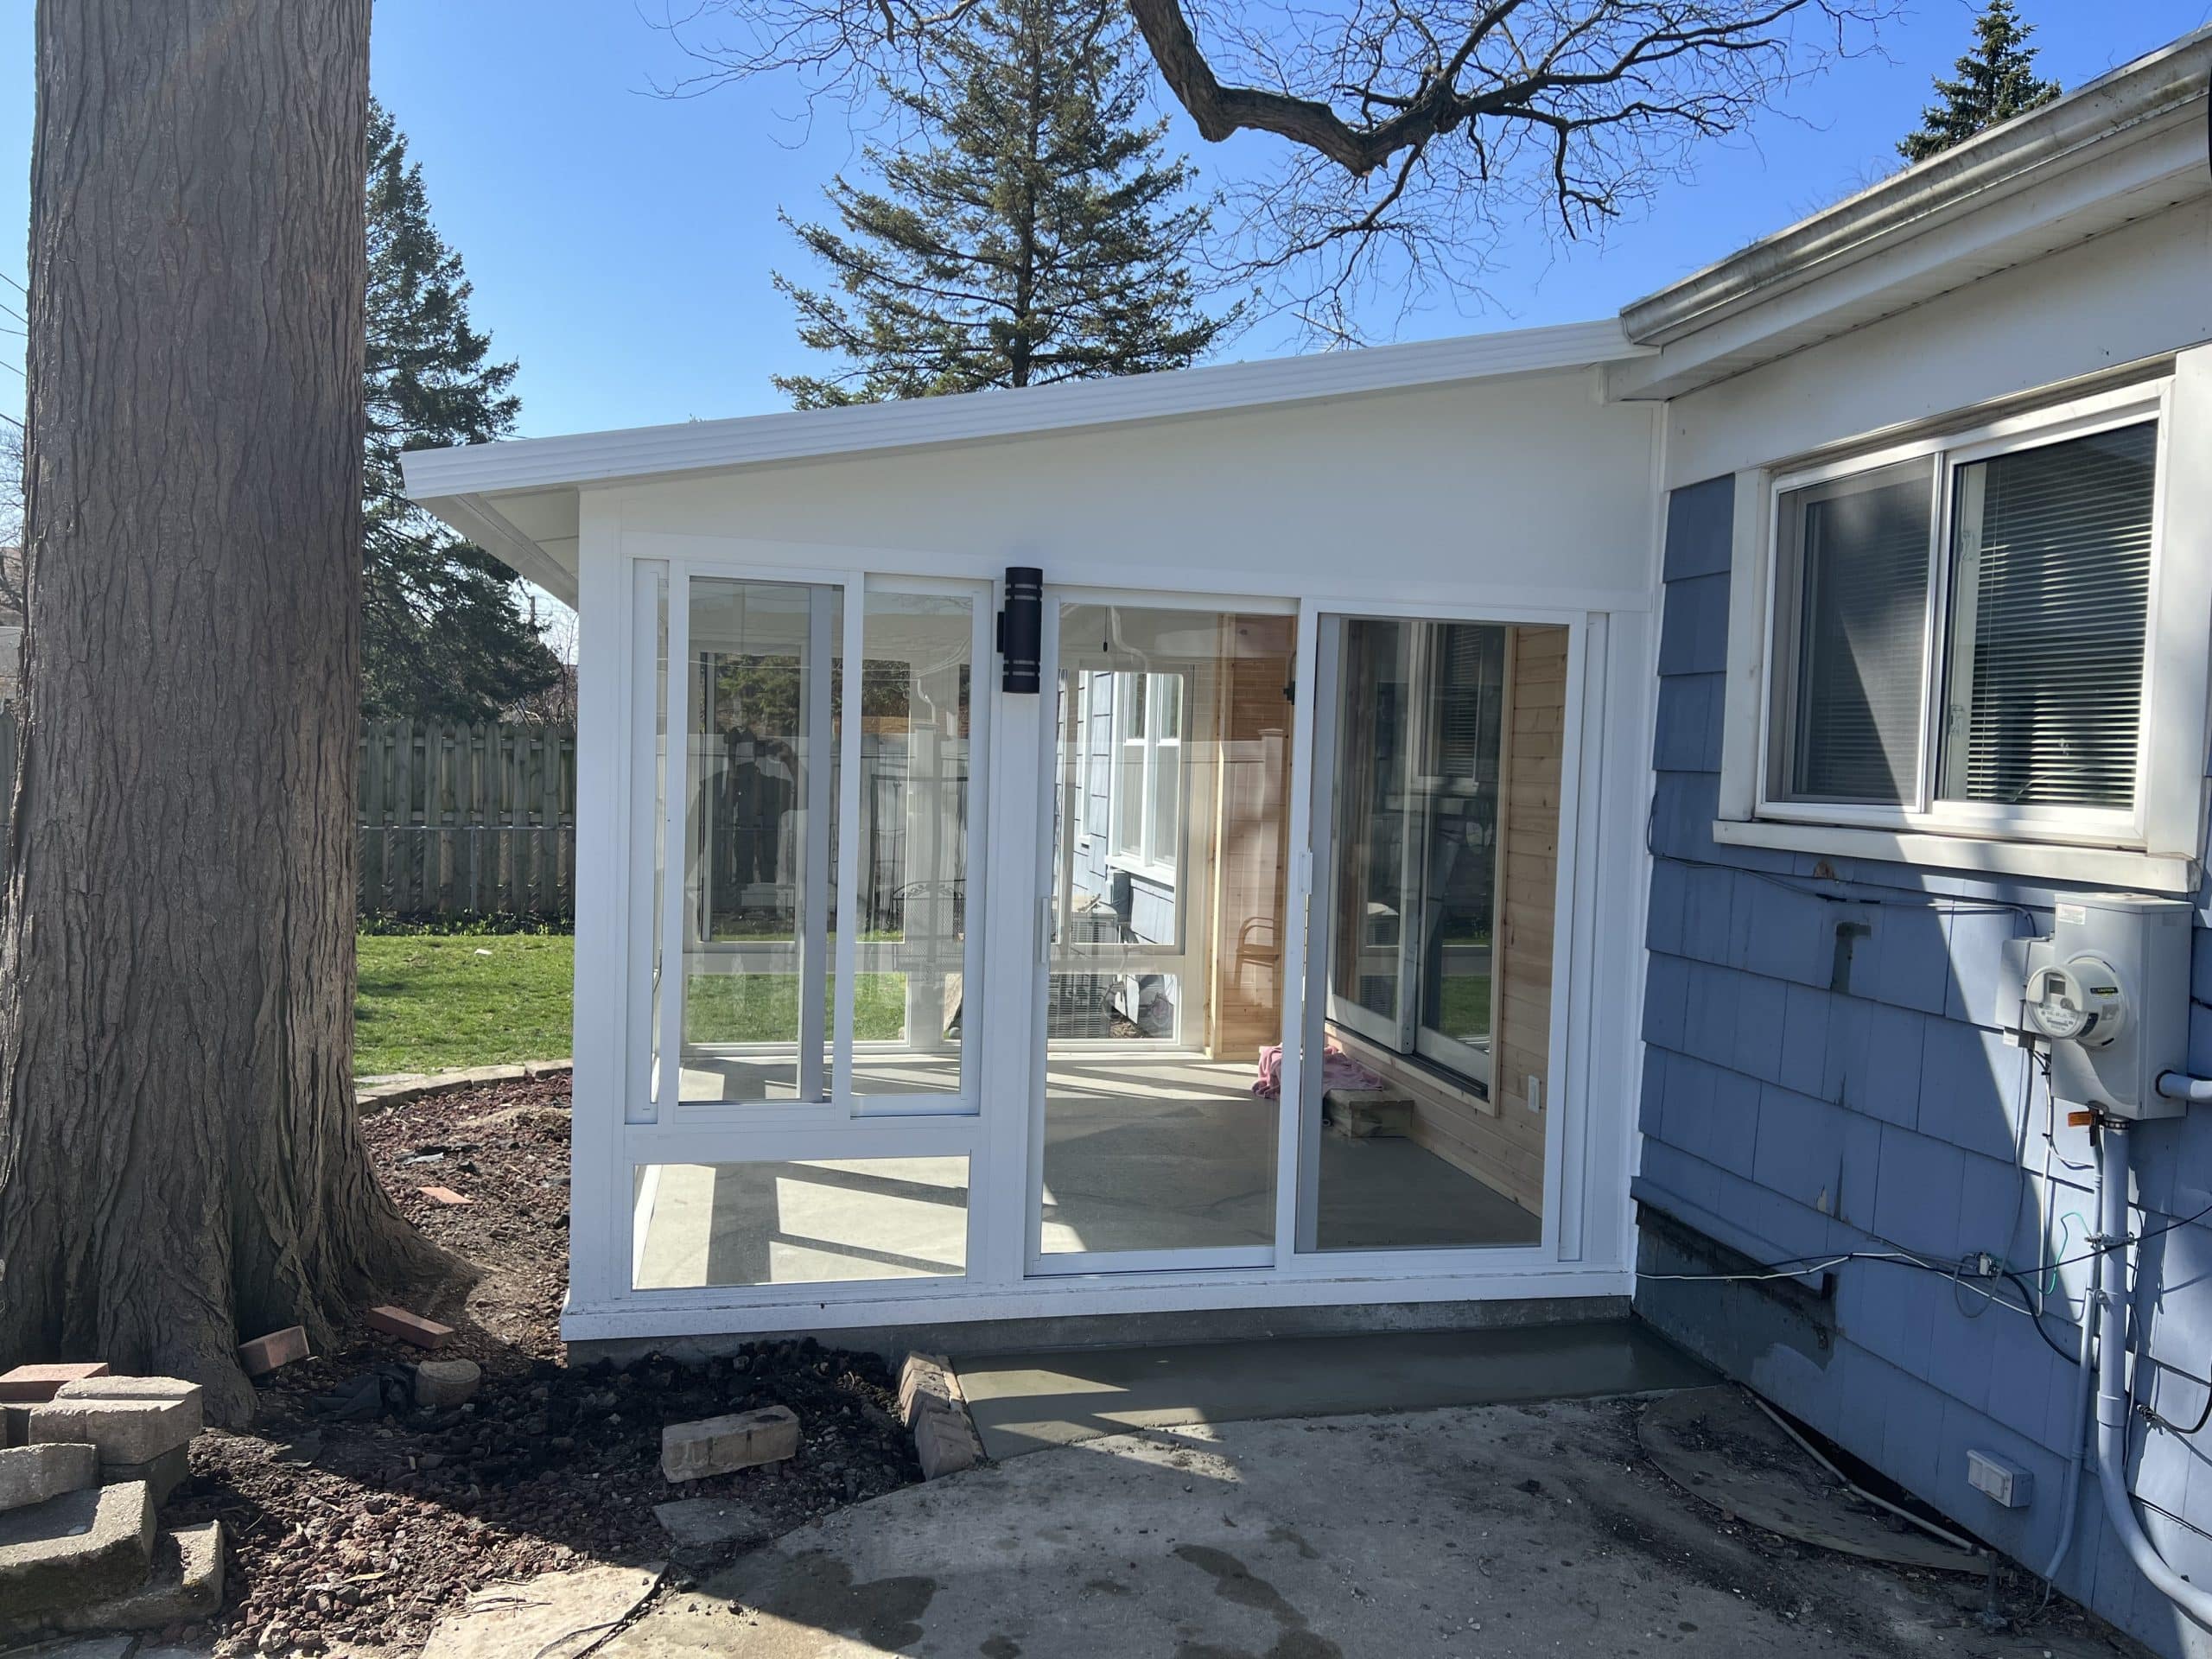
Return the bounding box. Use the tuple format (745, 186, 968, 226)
(660, 0, 1891, 337)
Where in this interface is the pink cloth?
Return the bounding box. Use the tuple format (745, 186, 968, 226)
(1251, 1040, 1382, 1099)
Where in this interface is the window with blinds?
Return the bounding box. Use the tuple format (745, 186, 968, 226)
(1764, 405, 2161, 831)
(1936, 423, 2156, 810)
(1774, 460, 1934, 804)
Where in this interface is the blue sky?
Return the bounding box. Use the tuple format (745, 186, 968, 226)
(0, 2, 2208, 441)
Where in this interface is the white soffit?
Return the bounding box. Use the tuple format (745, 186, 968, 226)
(403, 317, 1646, 605)
(1608, 27, 2212, 400)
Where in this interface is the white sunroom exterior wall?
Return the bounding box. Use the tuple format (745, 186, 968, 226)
(562, 363, 1669, 1342)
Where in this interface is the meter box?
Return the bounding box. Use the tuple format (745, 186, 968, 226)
(1998, 893, 2193, 1120)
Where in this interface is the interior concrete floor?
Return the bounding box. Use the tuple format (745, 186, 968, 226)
(635, 1053, 1541, 1287)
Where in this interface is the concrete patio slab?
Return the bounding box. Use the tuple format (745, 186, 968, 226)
(952, 1317, 1713, 1459)
(594, 1397, 2130, 1658)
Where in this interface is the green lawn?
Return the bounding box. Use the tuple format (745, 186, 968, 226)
(353, 934, 912, 1077)
(354, 933, 575, 1077)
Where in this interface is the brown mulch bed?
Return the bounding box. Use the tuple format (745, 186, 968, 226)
(153, 1077, 921, 1657)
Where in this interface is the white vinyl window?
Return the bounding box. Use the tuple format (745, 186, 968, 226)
(1760, 390, 2165, 845)
(1108, 671, 1183, 880)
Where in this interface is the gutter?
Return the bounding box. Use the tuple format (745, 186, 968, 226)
(1621, 27, 2212, 348)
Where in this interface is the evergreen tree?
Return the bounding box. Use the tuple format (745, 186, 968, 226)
(364, 101, 562, 719)
(774, 0, 1232, 406)
(1898, 0, 2061, 163)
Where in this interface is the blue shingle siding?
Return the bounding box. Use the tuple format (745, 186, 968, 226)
(1632, 476, 2212, 1658)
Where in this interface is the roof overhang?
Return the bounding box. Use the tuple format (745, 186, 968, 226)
(403, 317, 1649, 607)
(1607, 28, 2212, 400)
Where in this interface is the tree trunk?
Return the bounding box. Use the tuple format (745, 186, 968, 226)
(0, 0, 442, 1427)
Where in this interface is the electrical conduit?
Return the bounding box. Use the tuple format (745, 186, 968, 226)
(2094, 1124, 2212, 1628)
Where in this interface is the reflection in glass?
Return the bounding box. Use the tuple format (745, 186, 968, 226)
(678, 578, 840, 1103)
(1039, 606, 1296, 1258)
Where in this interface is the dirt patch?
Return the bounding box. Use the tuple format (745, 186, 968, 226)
(139, 1078, 919, 1658)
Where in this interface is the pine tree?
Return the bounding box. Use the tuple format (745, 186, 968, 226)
(773, 0, 1233, 406)
(364, 101, 562, 719)
(1898, 0, 2061, 163)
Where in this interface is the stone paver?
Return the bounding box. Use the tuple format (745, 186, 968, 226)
(0, 1371, 108, 1408)
(418, 1564, 660, 1659)
(0, 1482, 154, 1624)
(236, 1327, 309, 1377)
(0, 1449, 95, 1517)
(51, 1521, 224, 1633)
(660, 1407, 798, 1482)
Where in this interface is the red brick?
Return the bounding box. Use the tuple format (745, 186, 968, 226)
(417, 1186, 473, 1206)
(236, 1325, 310, 1376)
(0, 1363, 110, 1404)
(365, 1306, 454, 1350)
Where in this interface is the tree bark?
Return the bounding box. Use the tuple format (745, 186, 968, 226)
(0, 0, 442, 1427)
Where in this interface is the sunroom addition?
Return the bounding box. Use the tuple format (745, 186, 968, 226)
(404, 321, 1657, 1341)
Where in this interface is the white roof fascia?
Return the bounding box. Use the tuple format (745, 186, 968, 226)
(1609, 27, 2212, 399)
(401, 317, 1644, 505)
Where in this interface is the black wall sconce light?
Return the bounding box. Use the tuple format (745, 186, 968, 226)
(997, 566, 1043, 693)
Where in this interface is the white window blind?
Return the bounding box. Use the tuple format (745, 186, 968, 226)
(1778, 461, 1933, 804)
(1938, 423, 2156, 811)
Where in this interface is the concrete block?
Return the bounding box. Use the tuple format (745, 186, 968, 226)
(31, 1389, 198, 1468)
(236, 1326, 309, 1377)
(414, 1358, 483, 1409)
(661, 1406, 799, 1482)
(367, 1306, 454, 1350)
(897, 1353, 964, 1431)
(0, 1365, 110, 1405)
(0, 1408, 25, 1450)
(102, 1442, 189, 1508)
(0, 1445, 98, 1515)
(913, 1399, 983, 1479)
(53, 1377, 200, 1409)
(50, 1520, 223, 1634)
(0, 1480, 156, 1623)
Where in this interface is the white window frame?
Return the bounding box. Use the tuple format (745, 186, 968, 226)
(1713, 359, 2212, 893)
(1104, 668, 1184, 885)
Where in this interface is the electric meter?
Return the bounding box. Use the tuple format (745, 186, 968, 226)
(1997, 895, 2190, 1119)
(2026, 958, 2125, 1048)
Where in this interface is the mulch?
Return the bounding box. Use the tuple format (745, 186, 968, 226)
(151, 1077, 921, 1657)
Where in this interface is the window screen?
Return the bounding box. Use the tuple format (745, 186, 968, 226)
(1777, 460, 1934, 804)
(1937, 423, 2155, 810)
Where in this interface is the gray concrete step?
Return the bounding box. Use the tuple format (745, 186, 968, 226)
(51, 1522, 224, 1634)
(0, 1450, 96, 1518)
(0, 1482, 155, 1626)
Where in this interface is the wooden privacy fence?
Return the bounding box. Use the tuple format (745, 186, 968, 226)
(359, 720, 575, 919)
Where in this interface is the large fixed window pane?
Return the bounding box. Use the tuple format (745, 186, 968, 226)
(1938, 422, 2155, 811)
(850, 588, 976, 1100)
(1040, 606, 1295, 1259)
(1773, 459, 1935, 805)
(677, 577, 842, 1104)
(1303, 616, 1551, 1254)
(632, 1157, 968, 1288)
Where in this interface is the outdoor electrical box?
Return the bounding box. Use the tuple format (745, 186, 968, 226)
(1997, 893, 2193, 1120)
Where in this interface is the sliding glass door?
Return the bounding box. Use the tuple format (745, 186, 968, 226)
(1031, 600, 1299, 1268)
(1325, 619, 1508, 1088)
